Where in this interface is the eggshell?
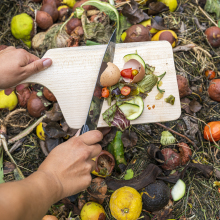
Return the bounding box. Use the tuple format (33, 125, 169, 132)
(100, 62, 121, 87)
(123, 59, 145, 83)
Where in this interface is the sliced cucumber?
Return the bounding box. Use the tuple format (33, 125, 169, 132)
(119, 103, 140, 119)
(171, 179, 186, 201)
(123, 54, 146, 69)
(125, 96, 144, 120)
(119, 96, 144, 120)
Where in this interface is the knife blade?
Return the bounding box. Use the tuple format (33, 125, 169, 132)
(80, 29, 117, 135)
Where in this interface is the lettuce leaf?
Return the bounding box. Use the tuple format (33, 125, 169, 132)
(102, 104, 130, 131)
(204, 0, 220, 18)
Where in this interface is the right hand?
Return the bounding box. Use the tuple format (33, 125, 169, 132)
(38, 130, 103, 200)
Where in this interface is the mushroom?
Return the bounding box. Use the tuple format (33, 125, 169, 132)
(178, 142, 192, 165)
(43, 87, 57, 102)
(17, 88, 31, 108)
(122, 24, 151, 43)
(40, 4, 59, 22)
(36, 11, 53, 30)
(208, 79, 220, 102)
(205, 26, 220, 48)
(27, 91, 48, 118)
(161, 148, 181, 170)
(177, 75, 192, 98)
(65, 18, 82, 35)
(100, 62, 121, 87)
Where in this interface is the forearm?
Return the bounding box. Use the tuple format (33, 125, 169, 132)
(0, 171, 62, 220)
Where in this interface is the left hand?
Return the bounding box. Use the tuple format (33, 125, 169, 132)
(0, 47, 52, 95)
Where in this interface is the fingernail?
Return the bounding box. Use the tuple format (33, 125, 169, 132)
(42, 58, 52, 68)
(4, 89, 13, 96)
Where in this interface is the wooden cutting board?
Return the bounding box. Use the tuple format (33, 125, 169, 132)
(22, 41, 181, 129)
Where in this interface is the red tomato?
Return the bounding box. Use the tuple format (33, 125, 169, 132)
(102, 87, 109, 98)
(121, 86, 131, 96)
(121, 68, 132, 79)
(205, 70, 216, 80)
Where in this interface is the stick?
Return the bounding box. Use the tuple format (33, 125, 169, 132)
(155, 122, 198, 150)
(8, 114, 47, 144)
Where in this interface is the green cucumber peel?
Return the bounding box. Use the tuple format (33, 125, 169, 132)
(171, 179, 186, 201)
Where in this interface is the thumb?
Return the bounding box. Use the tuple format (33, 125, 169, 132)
(23, 58, 52, 77)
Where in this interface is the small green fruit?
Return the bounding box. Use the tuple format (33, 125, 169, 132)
(11, 13, 34, 48)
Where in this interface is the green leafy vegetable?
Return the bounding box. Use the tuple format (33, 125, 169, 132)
(204, 0, 220, 18)
(81, 0, 120, 41)
(102, 104, 117, 126)
(137, 74, 158, 93)
(81, 13, 113, 44)
(145, 63, 156, 75)
(124, 169, 134, 180)
(86, 40, 101, 46)
(160, 131, 176, 145)
(165, 95, 175, 105)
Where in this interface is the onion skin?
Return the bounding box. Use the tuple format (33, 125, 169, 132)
(177, 75, 192, 98)
(208, 79, 220, 102)
(27, 91, 48, 118)
(161, 148, 181, 170)
(17, 88, 31, 108)
(40, 4, 59, 22)
(205, 27, 220, 48)
(43, 87, 57, 102)
(36, 11, 53, 30)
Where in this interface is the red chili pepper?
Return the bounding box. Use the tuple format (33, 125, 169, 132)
(121, 68, 132, 79)
(121, 86, 131, 96)
(102, 87, 109, 98)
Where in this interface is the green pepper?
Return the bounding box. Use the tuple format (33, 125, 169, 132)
(107, 131, 127, 165)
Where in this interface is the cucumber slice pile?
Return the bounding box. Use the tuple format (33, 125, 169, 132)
(171, 179, 186, 201)
(119, 96, 144, 120)
(123, 54, 146, 69)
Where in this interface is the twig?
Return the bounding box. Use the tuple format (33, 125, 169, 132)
(195, 0, 218, 27)
(155, 122, 198, 150)
(193, 17, 206, 31)
(9, 138, 25, 154)
(0, 135, 25, 179)
(8, 114, 47, 144)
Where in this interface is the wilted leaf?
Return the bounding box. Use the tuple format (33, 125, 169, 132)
(45, 137, 63, 152)
(204, 0, 220, 18)
(99, 127, 117, 147)
(97, 127, 111, 137)
(121, 130, 138, 148)
(148, 2, 169, 15)
(46, 103, 63, 121)
(118, 14, 132, 42)
(61, 198, 80, 215)
(180, 97, 192, 114)
(189, 99, 202, 113)
(152, 199, 173, 219)
(81, 13, 113, 44)
(151, 16, 169, 30)
(3, 161, 16, 175)
(60, 119, 78, 137)
(44, 122, 67, 138)
(121, 0, 150, 24)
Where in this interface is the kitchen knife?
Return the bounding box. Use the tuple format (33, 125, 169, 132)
(80, 29, 117, 135)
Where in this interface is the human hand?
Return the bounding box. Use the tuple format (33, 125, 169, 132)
(38, 130, 103, 200)
(0, 46, 52, 95)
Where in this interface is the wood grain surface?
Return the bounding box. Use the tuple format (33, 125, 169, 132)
(22, 41, 181, 128)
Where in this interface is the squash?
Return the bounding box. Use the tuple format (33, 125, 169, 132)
(204, 121, 220, 142)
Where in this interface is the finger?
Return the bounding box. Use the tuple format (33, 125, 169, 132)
(88, 144, 102, 159)
(22, 58, 52, 78)
(4, 87, 15, 95)
(79, 130, 103, 145)
(16, 83, 29, 91)
(74, 129, 81, 137)
(87, 160, 96, 172)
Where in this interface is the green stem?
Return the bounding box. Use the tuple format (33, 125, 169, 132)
(157, 71, 166, 94)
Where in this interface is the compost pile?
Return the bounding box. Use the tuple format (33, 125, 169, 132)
(1, 0, 220, 219)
